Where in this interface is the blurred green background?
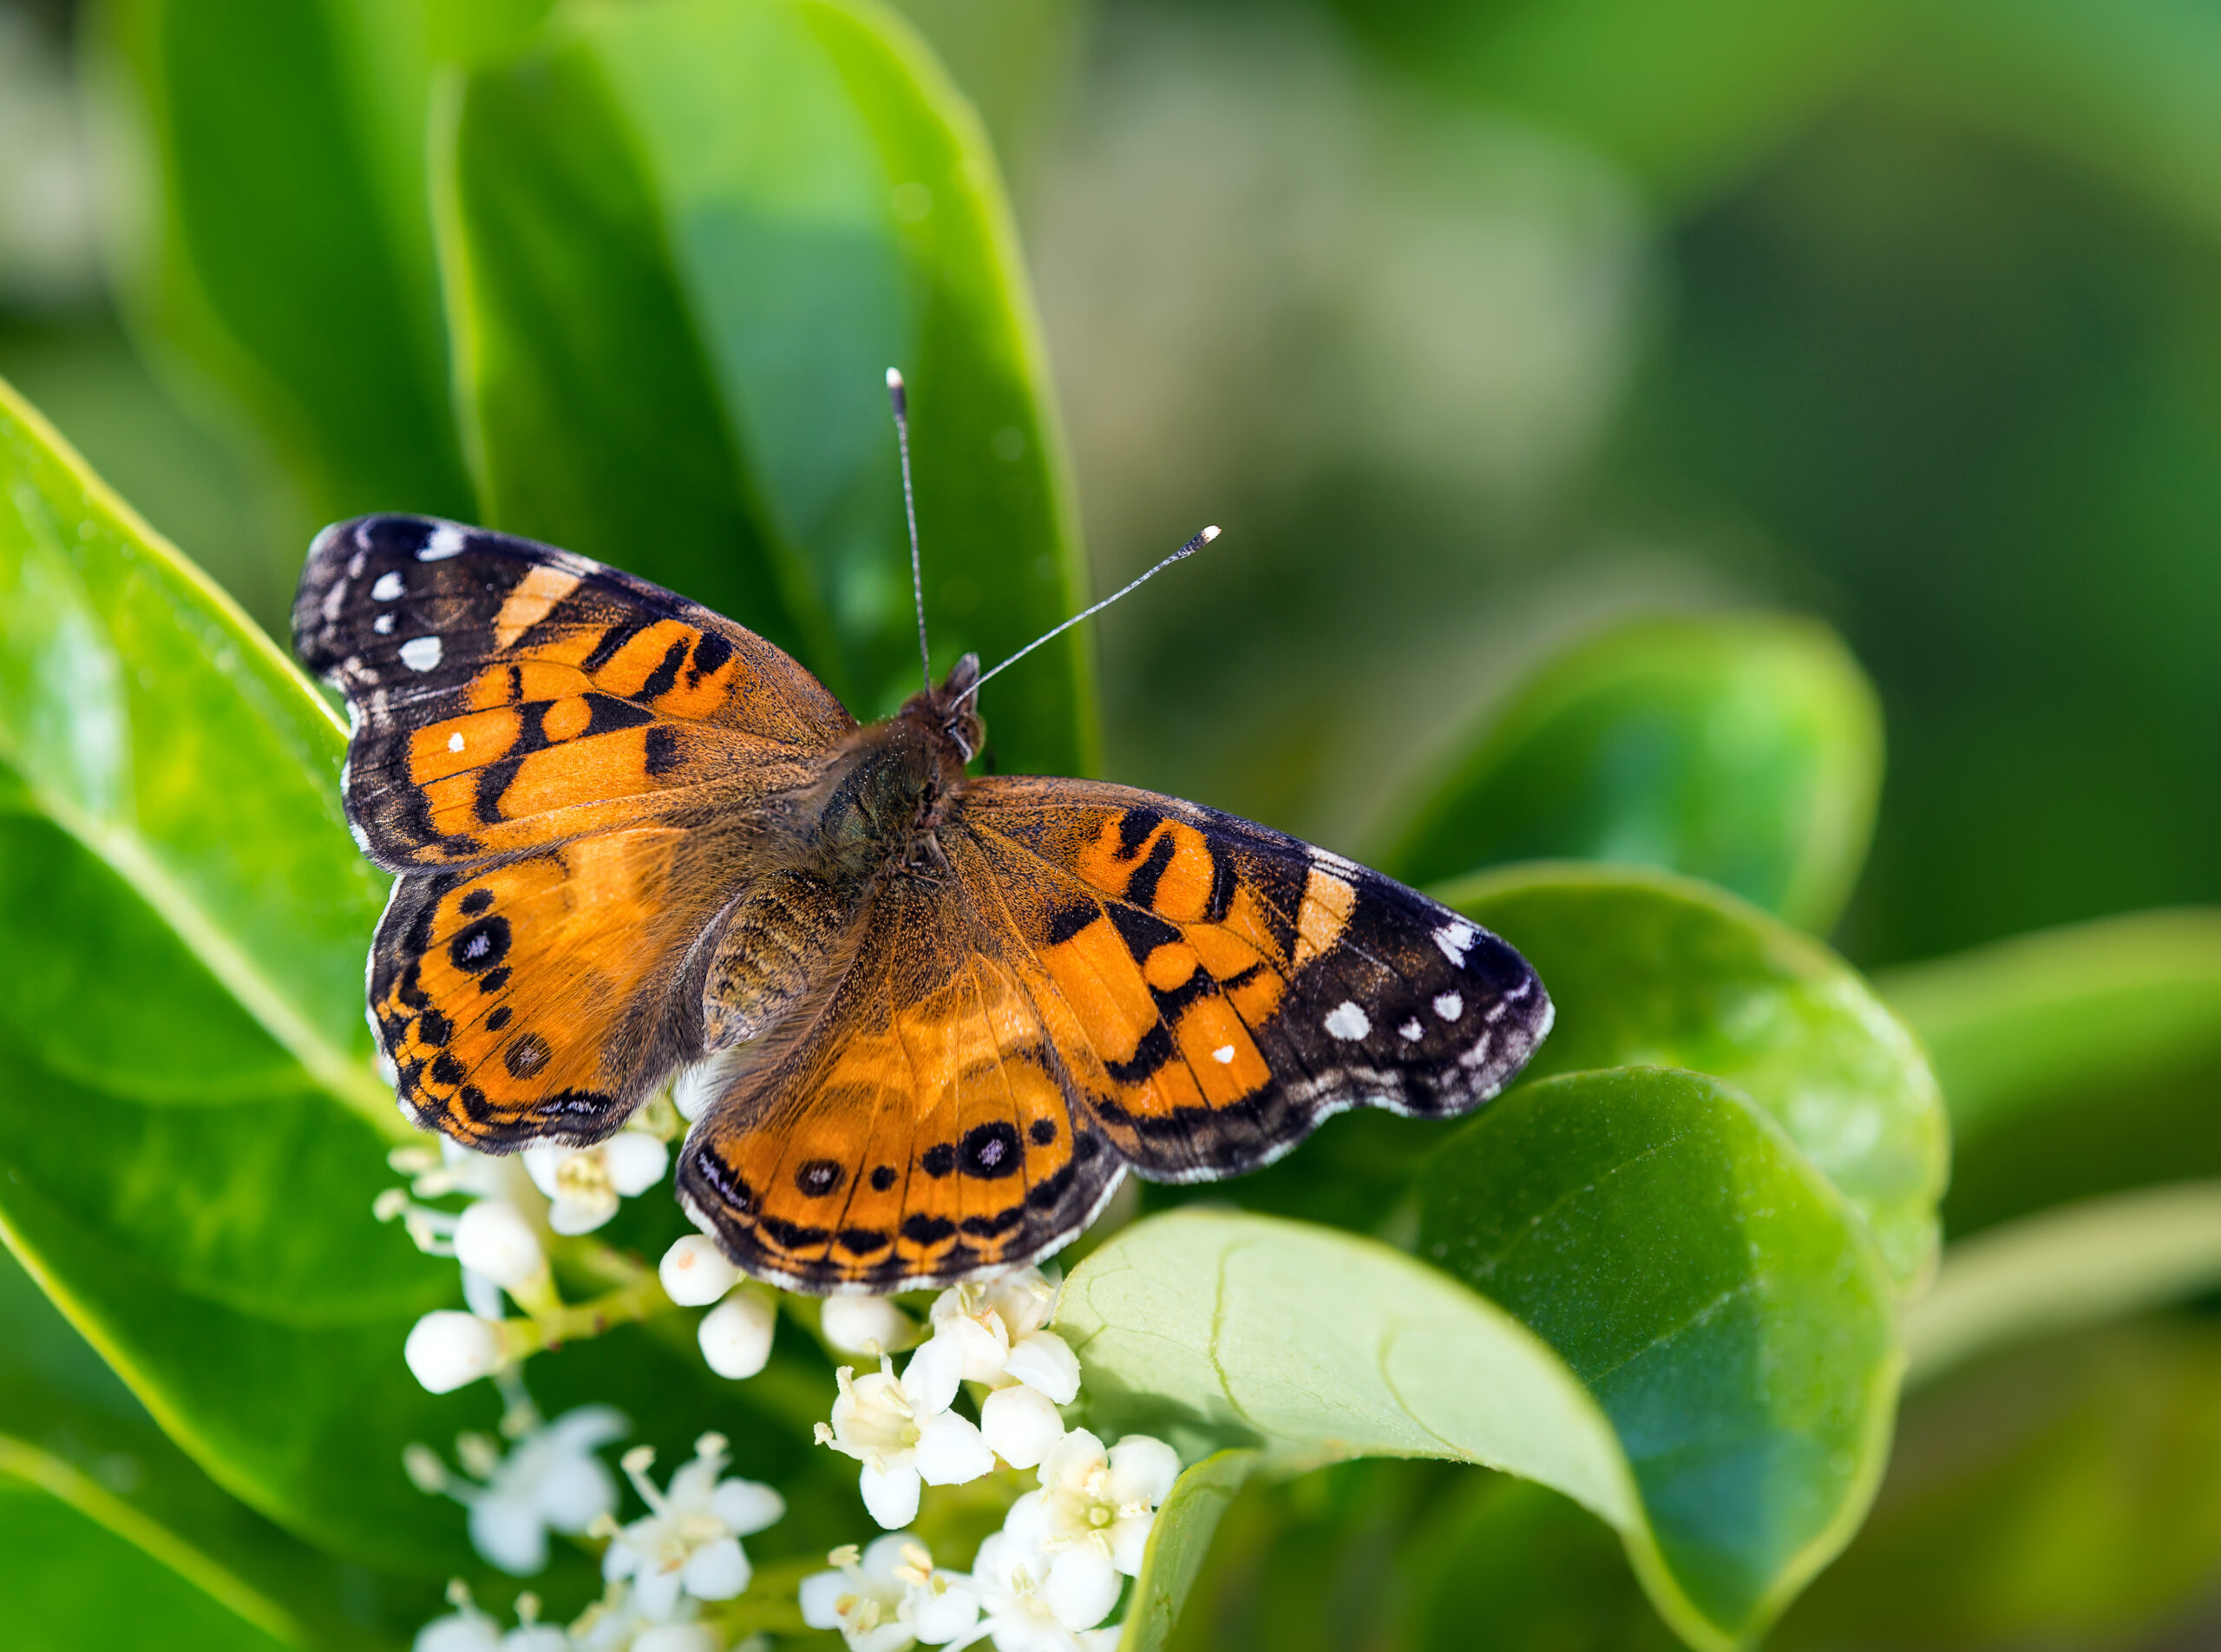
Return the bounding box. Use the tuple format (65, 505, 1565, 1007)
(4, 0, 2219, 1645)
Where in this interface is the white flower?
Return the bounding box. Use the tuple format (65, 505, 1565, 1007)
(659, 1234, 741, 1307)
(814, 1341, 993, 1528)
(799, 1533, 980, 1650)
(524, 1130, 668, 1235)
(978, 1386, 1066, 1472)
(602, 1433, 784, 1620)
(822, 1294, 916, 1356)
(454, 1199, 547, 1293)
(1004, 1430, 1179, 1591)
(413, 1583, 567, 1652)
(569, 1581, 720, 1652)
(698, 1288, 777, 1379)
(405, 1311, 507, 1393)
(963, 1531, 1124, 1651)
(405, 1406, 627, 1575)
(926, 1269, 1080, 1405)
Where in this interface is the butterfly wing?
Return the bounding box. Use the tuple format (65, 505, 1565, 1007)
(296, 515, 854, 1147)
(294, 514, 853, 871)
(675, 777, 1549, 1291)
(674, 864, 1128, 1293)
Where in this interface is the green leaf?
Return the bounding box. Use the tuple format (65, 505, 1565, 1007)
(1772, 1319, 2221, 1650)
(0, 1453, 297, 1652)
(0, 1246, 428, 1649)
(1903, 1182, 2221, 1387)
(438, 0, 1094, 773)
(1445, 862, 1947, 1288)
(0, 374, 390, 1121)
(1063, 1070, 1900, 1652)
(1385, 613, 1883, 933)
(1878, 910, 2221, 1236)
(1118, 1450, 1258, 1652)
(88, 0, 542, 525)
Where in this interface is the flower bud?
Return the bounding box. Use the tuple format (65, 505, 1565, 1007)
(453, 1200, 544, 1291)
(658, 1234, 740, 1307)
(405, 1311, 504, 1393)
(698, 1288, 776, 1379)
(979, 1382, 1065, 1469)
(821, 1293, 912, 1355)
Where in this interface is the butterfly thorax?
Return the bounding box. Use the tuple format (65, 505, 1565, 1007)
(783, 653, 983, 882)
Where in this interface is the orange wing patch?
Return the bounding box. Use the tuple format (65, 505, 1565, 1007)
(372, 827, 734, 1146)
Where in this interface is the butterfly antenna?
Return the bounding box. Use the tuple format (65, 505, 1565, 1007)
(888, 367, 932, 692)
(968, 525, 1222, 699)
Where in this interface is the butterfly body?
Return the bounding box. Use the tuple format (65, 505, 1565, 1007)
(298, 515, 1552, 1292)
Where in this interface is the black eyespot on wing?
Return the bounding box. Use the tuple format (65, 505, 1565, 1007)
(503, 1033, 551, 1078)
(1029, 1118, 1058, 1146)
(449, 915, 511, 974)
(795, 1159, 844, 1198)
(960, 1121, 1022, 1180)
(870, 1164, 898, 1192)
(921, 1142, 956, 1178)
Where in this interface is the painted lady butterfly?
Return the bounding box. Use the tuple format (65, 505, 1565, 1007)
(295, 504, 1550, 1293)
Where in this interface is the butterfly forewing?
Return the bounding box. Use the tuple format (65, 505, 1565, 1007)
(293, 515, 851, 871)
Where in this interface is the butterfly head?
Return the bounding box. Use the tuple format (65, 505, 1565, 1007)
(905, 652, 985, 766)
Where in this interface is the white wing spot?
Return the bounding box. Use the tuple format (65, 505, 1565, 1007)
(418, 523, 468, 560)
(1323, 1001, 1370, 1041)
(399, 636, 443, 672)
(372, 613, 395, 634)
(1434, 921, 1477, 967)
(1398, 1019, 1424, 1042)
(448, 732, 465, 753)
(1211, 1045, 1236, 1065)
(370, 570, 405, 600)
(1434, 992, 1464, 1021)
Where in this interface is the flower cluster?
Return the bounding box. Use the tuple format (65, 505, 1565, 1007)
(387, 1124, 1175, 1652)
(807, 1268, 1178, 1649)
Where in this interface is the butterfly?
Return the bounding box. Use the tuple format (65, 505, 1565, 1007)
(295, 506, 1551, 1294)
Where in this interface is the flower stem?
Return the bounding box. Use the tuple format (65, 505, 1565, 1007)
(503, 1271, 673, 1359)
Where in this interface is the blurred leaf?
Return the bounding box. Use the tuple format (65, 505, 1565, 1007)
(0, 373, 389, 1119)
(1880, 911, 2221, 1237)
(1418, 1068, 1899, 1644)
(1903, 1182, 2221, 1387)
(1772, 1320, 2221, 1650)
(1386, 613, 1883, 933)
(1893, 0, 2221, 246)
(1328, 0, 1909, 204)
(1064, 1067, 1899, 1651)
(1880, 908, 2221, 1144)
(0, 377, 846, 1584)
(87, 0, 540, 525)
(1119, 1449, 1258, 1652)
(1447, 862, 1946, 1287)
(438, 0, 1094, 771)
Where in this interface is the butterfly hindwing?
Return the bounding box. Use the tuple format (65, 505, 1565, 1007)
(293, 515, 852, 871)
(675, 868, 1125, 1292)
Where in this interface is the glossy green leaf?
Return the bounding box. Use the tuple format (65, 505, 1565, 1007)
(1879, 910, 2221, 1237)
(88, 0, 543, 525)
(1447, 862, 1947, 1287)
(1386, 613, 1883, 932)
(1118, 1450, 1258, 1652)
(0, 374, 390, 1121)
(1903, 1182, 2221, 1386)
(1772, 1320, 2221, 1651)
(1063, 1070, 1899, 1651)
(438, 0, 1094, 772)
